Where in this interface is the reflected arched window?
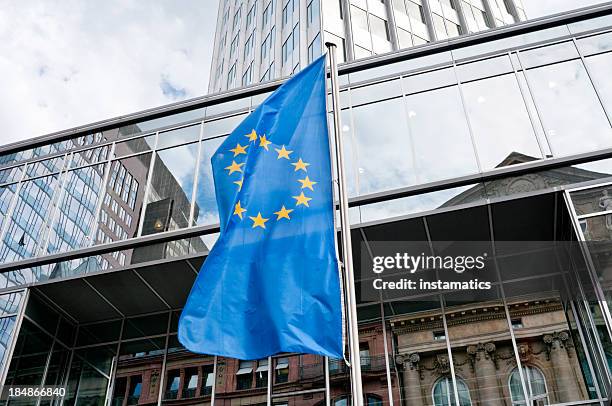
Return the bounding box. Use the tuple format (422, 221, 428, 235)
(509, 366, 549, 405)
(432, 376, 472, 406)
(366, 394, 383, 405)
(333, 396, 348, 406)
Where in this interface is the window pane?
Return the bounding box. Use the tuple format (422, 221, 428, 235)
(157, 124, 201, 150)
(403, 86, 479, 183)
(195, 137, 225, 226)
(461, 73, 542, 169)
(0, 174, 60, 263)
(351, 98, 417, 194)
(143, 143, 199, 234)
(526, 60, 612, 157)
(47, 164, 107, 254)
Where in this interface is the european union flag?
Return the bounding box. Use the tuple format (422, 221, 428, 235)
(178, 55, 343, 359)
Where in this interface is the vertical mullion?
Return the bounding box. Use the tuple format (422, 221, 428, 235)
(156, 312, 172, 406)
(136, 132, 159, 237)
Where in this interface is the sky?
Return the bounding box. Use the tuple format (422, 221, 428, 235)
(0, 0, 219, 148)
(0, 0, 607, 149)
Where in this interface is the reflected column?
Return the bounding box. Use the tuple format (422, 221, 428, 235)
(466, 342, 503, 406)
(397, 353, 423, 406)
(543, 331, 583, 403)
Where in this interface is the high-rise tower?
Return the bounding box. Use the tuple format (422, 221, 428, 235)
(208, 0, 527, 93)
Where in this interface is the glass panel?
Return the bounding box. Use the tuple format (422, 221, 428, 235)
(0, 165, 23, 185)
(570, 185, 612, 216)
(403, 86, 479, 183)
(215, 356, 267, 403)
(0, 183, 18, 238)
(113, 338, 166, 405)
(202, 113, 247, 139)
(65, 351, 111, 406)
(114, 136, 155, 157)
(498, 245, 595, 404)
(157, 124, 201, 150)
(195, 136, 225, 226)
(577, 33, 612, 56)
(526, 59, 612, 157)
(402, 67, 456, 94)
(164, 336, 215, 403)
(123, 313, 169, 340)
(4, 319, 54, 388)
(584, 51, 612, 119)
(47, 164, 106, 254)
(0, 174, 60, 264)
(77, 320, 122, 346)
(0, 291, 22, 315)
(0, 316, 16, 374)
(455, 55, 514, 83)
(205, 98, 250, 117)
(358, 183, 486, 224)
(350, 97, 416, 195)
(25, 156, 64, 178)
(350, 79, 402, 107)
(143, 143, 198, 234)
(518, 41, 580, 69)
(271, 354, 325, 394)
(94, 153, 152, 248)
(71, 145, 110, 167)
(461, 73, 542, 169)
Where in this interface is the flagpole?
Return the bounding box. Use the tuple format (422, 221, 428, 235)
(325, 41, 364, 406)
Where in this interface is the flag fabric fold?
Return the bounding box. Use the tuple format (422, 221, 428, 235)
(178, 55, 343, 360)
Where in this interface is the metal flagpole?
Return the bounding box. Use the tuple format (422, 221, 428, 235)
(325, 41, 364, 406)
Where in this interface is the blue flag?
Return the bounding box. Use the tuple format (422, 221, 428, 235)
(178, 55, 343, 360)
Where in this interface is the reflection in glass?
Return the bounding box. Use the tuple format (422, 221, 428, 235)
(461, 73, 542, 169)
(584, 51, 612, 119)
(404, 86, 479, 183)
(195, 137, 225, 226)
(143, 143, 198, 234)
(0, 174, 60, 264)
(526, 59, 612, 156)
(351, 98, 416, 194)
(47, 164, 106, 254)
(157, 124, 201, 150)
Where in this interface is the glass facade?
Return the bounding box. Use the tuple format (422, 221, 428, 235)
(1, 5, 612, 406)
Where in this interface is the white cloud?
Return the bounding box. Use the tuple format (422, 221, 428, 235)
(0, 0, 218, 147)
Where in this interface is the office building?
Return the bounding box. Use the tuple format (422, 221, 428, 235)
(1, 2, 612, 405)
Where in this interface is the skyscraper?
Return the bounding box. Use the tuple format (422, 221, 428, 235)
(208, 0, 527, 93)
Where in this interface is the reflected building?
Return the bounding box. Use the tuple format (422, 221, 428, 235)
(2, 3, 612, 406)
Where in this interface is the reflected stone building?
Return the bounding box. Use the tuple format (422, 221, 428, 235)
(2, 2, 612, 406)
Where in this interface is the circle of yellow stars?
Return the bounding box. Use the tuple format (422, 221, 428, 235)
(224, 129, 317, 229)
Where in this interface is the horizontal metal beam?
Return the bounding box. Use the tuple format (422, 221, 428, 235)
(2, 1, 612, 155)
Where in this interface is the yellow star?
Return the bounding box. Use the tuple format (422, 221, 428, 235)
(233, 201, 247, 219)
(274, 205, 294, 220)
(234, 178, 243, 190)
(230, 143, 248, 157)
(298, 176, 317, 191)
(275, 145, 293, 159)
(292, 158, 310, 172)
(293, 192, 312, 207)
(246, 129, 258, 142)
(249, 212, 269, 229)
(225, 160, 245, 175)
(259, 135, 272, 150)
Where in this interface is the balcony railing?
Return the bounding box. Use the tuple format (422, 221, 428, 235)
(300, 355, 389, 379)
